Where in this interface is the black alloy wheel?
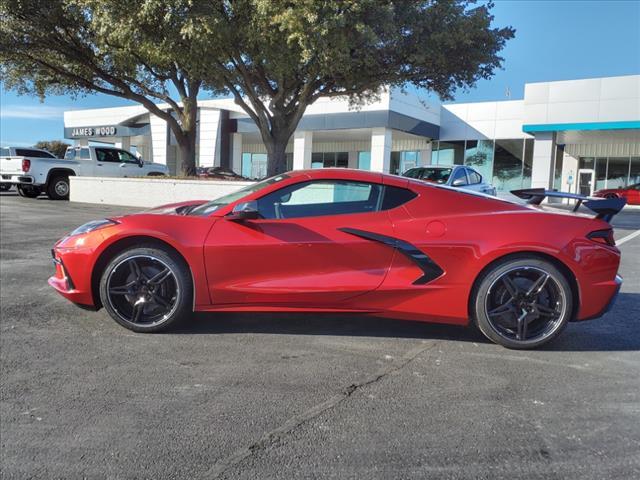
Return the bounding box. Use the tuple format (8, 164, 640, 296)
(99, 247, 193, 332)
(472, 258, 573, 349)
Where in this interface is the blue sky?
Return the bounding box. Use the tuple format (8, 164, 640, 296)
(1, 0, 639, 147)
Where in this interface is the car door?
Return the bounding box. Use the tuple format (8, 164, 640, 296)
(203, 178, 397, 306)
(94, 148, 123, 177)
(114, 149, 143, 176)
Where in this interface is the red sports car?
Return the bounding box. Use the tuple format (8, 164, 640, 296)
(49, 169, 625, 349)
(594, 183, 640, 205)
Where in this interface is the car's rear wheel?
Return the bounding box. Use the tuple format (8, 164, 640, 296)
(604, 193, 619, 199)
(16, 184, 41, 198)
(99, 246, 193, 333)
(471, 257, 573, 349)
(47, 175, 70, 200)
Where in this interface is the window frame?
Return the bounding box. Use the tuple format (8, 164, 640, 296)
(253, 179, 417, 220)
(450, 167, 469, 186)
(466, 168, 483, 185)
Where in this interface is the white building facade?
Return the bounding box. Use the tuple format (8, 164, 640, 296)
(63, 75, 640, 194)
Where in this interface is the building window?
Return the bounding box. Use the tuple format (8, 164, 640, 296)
(390, 151, 418, 175)
(311, 152, 348, 169)
(358, 151, 371, 171)
(607, 157, 631, 190)
(242, 152, 268, 179)
(464, 140, 494, 185)
(552, 144, 564, 191)
(595, 158, 608, 191)
(433, 141, 464, 165)
(630, 157, 640, 184)
(522, 139, 534, 189)
(493, 139, 524, 192)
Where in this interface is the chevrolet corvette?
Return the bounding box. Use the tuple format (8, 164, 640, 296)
(49, 169, 625, 349)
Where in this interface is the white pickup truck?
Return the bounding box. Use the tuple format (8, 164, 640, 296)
(0, 145, 168, 199)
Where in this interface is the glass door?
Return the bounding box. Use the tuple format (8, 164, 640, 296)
(578, 169, 595, 196)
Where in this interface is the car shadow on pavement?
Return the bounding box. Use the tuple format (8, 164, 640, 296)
(172, 292, 640, 352)
(178, 311, 483, 343)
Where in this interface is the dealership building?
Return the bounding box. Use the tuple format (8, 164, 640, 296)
(63, 74, 640, 195)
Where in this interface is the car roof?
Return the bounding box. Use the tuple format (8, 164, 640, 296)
(407, 165, 458, 170)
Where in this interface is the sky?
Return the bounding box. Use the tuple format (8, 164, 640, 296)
(1, 0, 639, 147)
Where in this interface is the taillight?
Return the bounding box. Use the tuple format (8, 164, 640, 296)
(22, 159, 31, 172)
(587, 229, 616, 247)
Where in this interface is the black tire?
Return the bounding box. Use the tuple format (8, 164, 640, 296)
(604, 193, 618, 199)
(99, 246, 193, 333)
(16, 184, 41, 198)
(47, 175, 70, 200)
(0, 184, 11, 192)
(471, 257, 573, 349)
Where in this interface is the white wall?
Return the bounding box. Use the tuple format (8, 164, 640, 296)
(70, 177, 253, 208)
(198, 109, 221, 168)
(524, 75, 640, 125)
(440, 100, 532, 141)
(149, 113, 168, 166)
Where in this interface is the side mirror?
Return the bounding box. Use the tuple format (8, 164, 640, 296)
(138, 158, 144, 167)
(452, 179, 465, 187)
(227, 201, 261, 221)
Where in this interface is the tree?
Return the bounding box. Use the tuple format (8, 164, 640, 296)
(192, 0, 514, 176)
(0, 0, 210, 176)
(34, 140, 70, 158)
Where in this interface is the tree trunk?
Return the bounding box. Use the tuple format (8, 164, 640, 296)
(177, 132, 197, 177)
(265, 136, 289, 177)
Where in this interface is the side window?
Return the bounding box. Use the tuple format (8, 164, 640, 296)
(451, 168, 468, 185)
(403, 168, 424, 179)
(118, 150, 138, 163)
(1, 147, 10, 157)
(467, 169, 482, 185)
(16, 149, 55, 158)
(257, 180, 382, 219)
(381, 186, 417, 210)
(80, 148, 91, 160)
(96, 148, 119, 163)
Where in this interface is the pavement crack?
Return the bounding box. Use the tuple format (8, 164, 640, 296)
(205, 341, 434, 478)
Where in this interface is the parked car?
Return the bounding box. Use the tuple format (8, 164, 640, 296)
(1, 146, 58, 195)
(49, 169, 624, 349)
(402, 165, 497, 196)
(196, 166, 248, 180)
(594, 183, 639, 205)
(0, 145, 168, 200)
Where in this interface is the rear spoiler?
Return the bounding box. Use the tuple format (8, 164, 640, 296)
(511, 188, 626, 223)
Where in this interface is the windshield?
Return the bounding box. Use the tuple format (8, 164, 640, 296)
(414, 168, 452, 184)
(189, 174, 290, 216)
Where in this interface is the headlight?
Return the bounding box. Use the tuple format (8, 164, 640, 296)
(69, 219, 119, 237)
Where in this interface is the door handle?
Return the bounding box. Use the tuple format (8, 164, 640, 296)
(97, 163, 103, 166)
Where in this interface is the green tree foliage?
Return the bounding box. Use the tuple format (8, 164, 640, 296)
(34, 140, 70, 158)
(191, 0, 514, 175)
(0, 0, 209, 175)
(1, 1, 514, 177)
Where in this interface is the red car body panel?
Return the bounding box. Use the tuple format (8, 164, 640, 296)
(594, 184, 640, 205)
(49, 169, 622, 326)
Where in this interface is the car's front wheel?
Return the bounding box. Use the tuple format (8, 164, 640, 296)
(99, 246, 193, 333)
(16, 184, 41, 198)
(471, 257, 573, 349)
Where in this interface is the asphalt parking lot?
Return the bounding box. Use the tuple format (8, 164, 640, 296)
(1, 191, 639, 479)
